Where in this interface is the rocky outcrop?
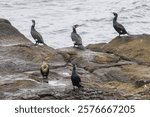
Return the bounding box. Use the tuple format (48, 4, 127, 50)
(0, 19, 150, 100)
(104, 35, 150, 65)
(0, 20, 66, 99)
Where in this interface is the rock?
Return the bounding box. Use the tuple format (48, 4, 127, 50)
(86, 43, 106, 52)
(58, 47, 121, 71)
(0, 45, 66, 73)
(93, 67, 132, 82)
(121, 64, 150, 83)
(0, 20, 67, 99)
(0, 22, 66, 73)
(135, 80, 150, 88)
(94, 53, 120, 64)
(0, 18, 11, 25)
(0, 21, 31, 46)
(0, 20, 150, 100)
(103, 34, 150, 65)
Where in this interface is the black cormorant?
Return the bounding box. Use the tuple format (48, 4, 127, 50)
(71, 24, 84, 50)
(40, 61, 49, 79)
(71, 64, 83, 90)
(113, 12, 129, 37)
(31, 20, 46, 45)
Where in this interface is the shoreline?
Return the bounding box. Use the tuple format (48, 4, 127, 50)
(0, 19, 150, 100)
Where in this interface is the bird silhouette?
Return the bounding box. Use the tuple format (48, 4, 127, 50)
(31, 20, 46, 45)
(71, 24, 85, 50)
(71, 64, 83, 90)
(113, 12, 129, 37)
(40, 61, 49, 79)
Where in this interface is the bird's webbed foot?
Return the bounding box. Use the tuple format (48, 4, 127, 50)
(72, 86, 76, 91)
(73, 43, 77, 47)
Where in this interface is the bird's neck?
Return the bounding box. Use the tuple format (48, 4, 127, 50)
(32, 23, 35, 29)
(113, 16, 117, 23)
(72, 67, 77, 74)
(73, 27, 77, 33)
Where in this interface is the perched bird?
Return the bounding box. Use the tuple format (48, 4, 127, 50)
(71, 24, 85, 50)
(113, 12, 129, 37)
(71, 64, 83, 90)
(40, 61, 49, 79)
(31, 20, 46, 45)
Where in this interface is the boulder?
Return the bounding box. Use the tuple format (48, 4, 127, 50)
(0, 18, 11, 25)
(0, 19, 67, 99)
(0, 22, 31, 46)
(94, 53, 120, 64)
(87, 34, 150, 65)
(103, 34, 150, 65)
(86, 43, 106, 52)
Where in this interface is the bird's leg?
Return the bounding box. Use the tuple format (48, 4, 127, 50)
(73, 43, 76, 47)
(35, 41, 38, 46)
(73, 86, 75, 91)
(119, 34, 120, 37)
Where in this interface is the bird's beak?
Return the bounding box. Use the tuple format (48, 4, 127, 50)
(76, 24, 83, 28)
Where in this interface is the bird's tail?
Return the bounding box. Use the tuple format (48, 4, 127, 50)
(127, 32, 131, 36)
(78, 44, 85, 50)
(43, 42, 48, 46)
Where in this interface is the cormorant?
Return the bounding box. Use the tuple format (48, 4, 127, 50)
(71, 24, 85, 50)
(40, 61, 49, 79)
(113, 12, 129, 37)
(71, 64, 83, 90)
(31, 20, 46, 45)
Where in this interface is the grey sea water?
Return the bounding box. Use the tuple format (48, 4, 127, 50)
(1, 0, 150, 48)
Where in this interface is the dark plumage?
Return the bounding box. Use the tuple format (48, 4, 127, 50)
(71, 64, 83, 90)
(40, 61, 49, 79)
(71, 24, 84, 50)
(31, 20, 46, 45)
(113, 12, 129, 37)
